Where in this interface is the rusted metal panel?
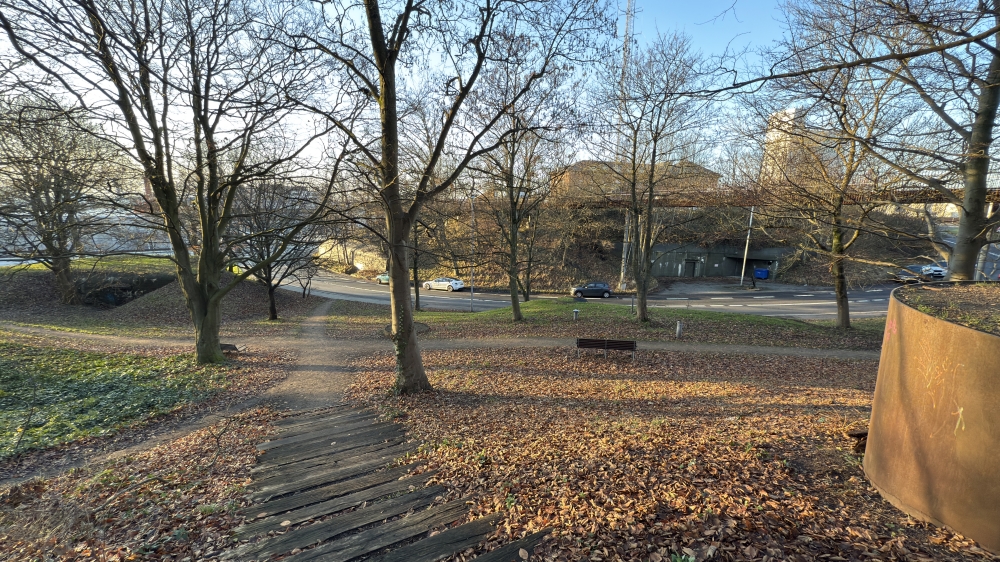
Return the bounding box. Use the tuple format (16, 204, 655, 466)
(865, 292, 1000, 552)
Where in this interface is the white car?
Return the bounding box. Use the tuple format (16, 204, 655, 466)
(920, 265, 947, 279)
(423, 277, 465, 291)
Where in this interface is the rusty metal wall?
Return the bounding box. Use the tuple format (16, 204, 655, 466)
(865, 292, 1000, 552)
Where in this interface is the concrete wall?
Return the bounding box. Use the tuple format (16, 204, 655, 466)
(649, 245, 791, 278)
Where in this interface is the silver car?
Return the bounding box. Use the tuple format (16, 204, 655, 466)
(423, 277, 465, 291)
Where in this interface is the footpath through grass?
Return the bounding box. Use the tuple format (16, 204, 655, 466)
(0, 333, 227, 460)
(328, 297, 885, 350)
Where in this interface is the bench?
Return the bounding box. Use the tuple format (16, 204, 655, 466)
(575, 338, 637, 360)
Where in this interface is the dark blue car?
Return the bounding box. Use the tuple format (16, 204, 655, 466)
(571, 282, 612, 298)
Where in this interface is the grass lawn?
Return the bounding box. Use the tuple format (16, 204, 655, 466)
(0, 333, 228, 459)
(0, 267, 323, 339)
(345, 349, 988, 561)
(328, 298, 885, 350)
(2, 254, 178, 276)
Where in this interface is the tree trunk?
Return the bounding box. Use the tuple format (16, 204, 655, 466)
(951, 49, 1000, 279)
(50, 256, 80, 305)
(634, 236, 650, 323)
(508, 212, 523, 321)
(831, 225, 850, 329)
(388, 217, 430, 394)
(267, 285, 278, 321)
(192, 296, 225, 363)
(508, 261, 523, 320)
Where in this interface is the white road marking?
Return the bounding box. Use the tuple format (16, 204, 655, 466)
(710, 297, 733, 300)
(752, 296, 775, 299)
(794, 294, 814, 297)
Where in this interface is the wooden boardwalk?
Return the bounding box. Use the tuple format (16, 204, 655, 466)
(223, 405, 546, 561)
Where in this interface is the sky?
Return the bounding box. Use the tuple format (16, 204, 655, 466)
(624, 0, 787, 57)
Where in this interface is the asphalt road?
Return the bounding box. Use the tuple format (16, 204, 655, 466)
(301, 272, 893, 319)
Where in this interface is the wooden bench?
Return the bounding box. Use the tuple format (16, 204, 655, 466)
(576, 338, 637, 360)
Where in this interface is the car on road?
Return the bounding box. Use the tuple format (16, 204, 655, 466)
(889, 263, 948, 283)
(920, 264, 948, 279)
(423, 277, 465, 291)
(571, 281, 612, 298)
(374, 272, 390, 284)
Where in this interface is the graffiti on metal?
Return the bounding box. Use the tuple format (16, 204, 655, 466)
(865, 290, 1000, 552)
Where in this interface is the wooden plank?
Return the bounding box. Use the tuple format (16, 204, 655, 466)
(471, 529, 550, 562)
(259, 415, 384, 451)
(231, 485, 446, 561)
(369, 513, 502, 562)
(250, 447, 416, 501)
(283, 499, 471, 562)
(236, 471, 436, 538)
(257, 421, 405, 458)
(238, 463, 421, 519)
(273, 405, 357, 427)
(254, 424, 405, 467)
(252, 436, 408, 479)
(251, 441, 413, 490)
(269, 413, 379, 441)
(270, 409, 378, 437)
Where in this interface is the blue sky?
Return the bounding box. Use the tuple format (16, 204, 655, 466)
(624, 0, 787, 56)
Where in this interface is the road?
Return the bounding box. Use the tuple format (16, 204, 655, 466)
(299, 272, 893, 319)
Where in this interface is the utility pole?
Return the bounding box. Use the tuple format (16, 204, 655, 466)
(740, 206, 755, 286)
(470, 183, 476, 312)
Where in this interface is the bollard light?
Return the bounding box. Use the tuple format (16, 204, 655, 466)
(676, 320, 683, 339)
(573, 309, 580, 321)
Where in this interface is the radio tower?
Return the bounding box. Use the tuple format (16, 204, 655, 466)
(617, 0, 635, 292)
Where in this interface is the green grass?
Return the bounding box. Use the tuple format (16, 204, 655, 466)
(0, 254, 176, 276)
(328, 297, 885, 350)
(0, 335, 227, 459)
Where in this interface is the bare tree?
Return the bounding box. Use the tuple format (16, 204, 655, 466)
(0, 97, 128, 304)
(775, 0, 1000, 280)
(229, 178, 333, 320)
(588, 32, 713, 322)
(300, 0, 610, 393)
(1, 0, 344, 362)
(469, 37, 576, 319)
(733, 21, 913, 328)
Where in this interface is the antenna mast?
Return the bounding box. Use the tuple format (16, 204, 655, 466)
(617, 0, 635, 292)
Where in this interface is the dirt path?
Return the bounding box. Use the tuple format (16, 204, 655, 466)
(261, 299, 357, 411)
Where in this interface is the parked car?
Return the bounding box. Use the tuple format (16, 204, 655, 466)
(920, 264, 948, 279)
(571, 281, 612, 298)
(423, 277, 465, 291)
(374, 272, 390, 284)
(889, 263, 948, 284)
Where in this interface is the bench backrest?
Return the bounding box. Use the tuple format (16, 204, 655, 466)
(576, 338, 637, 350)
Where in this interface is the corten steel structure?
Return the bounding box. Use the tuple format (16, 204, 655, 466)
(865, 287, 1000, 552)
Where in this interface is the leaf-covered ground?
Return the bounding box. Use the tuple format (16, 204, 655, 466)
(0, 407, 279, 561)
(345, 349, 995, 561)
(327, 298, 885, 350)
